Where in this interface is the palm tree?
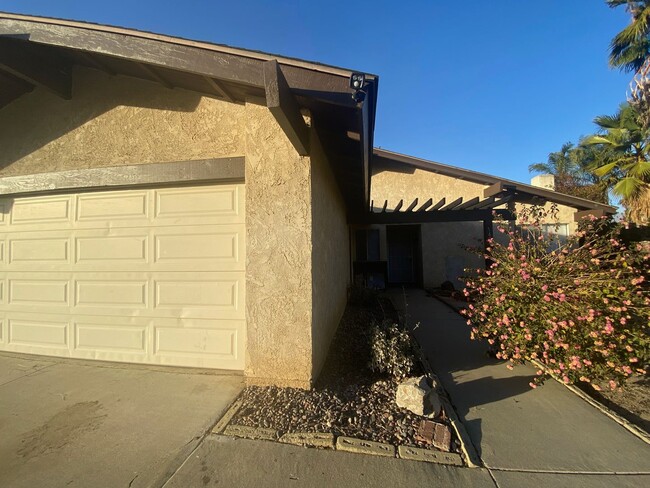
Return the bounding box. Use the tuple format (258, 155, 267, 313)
(529, 143, 609, 203)
(584, 103, 650, 222)
(608, 1, 650, 73)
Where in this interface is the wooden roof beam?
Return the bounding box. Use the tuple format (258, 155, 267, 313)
(455, 196, 480, 210)
(441, 197, 463, 211)
(406, 198, 419, 212)
(0, 68, 34, 108)
(203, 76, 235, 102)
(417, 198, 433, 212)
(485, 181, 516, 198)
(349, 208, 515, 225)
(79, 52, 116, 76)
(136, 62, 174, 89)
(263, 59, 309, 156)
(429, 197, 446, 211)
(0, 39, 71, 99)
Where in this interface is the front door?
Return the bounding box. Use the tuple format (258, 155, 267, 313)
(387, 225, 421, 285)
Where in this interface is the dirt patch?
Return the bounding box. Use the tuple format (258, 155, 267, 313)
(231, 295, 459, 452)
(18, 401, 107, 459)
(585, 376, 650, 434)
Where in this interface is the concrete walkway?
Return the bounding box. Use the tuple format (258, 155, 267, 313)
(389, 288, 650, 488)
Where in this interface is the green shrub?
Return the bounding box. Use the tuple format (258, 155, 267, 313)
(369, 320, 418, 380)
(462, 207, 649, 390)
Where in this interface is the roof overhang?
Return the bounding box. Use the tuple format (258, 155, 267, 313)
(0, 12, 378, 212)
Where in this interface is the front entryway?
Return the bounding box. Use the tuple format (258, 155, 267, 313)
(386, 225, 422, 286)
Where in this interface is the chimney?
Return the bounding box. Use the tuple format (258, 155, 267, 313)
(531, 174, 555, 191)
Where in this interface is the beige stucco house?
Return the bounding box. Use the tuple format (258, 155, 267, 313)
(0, 14, 614, 388)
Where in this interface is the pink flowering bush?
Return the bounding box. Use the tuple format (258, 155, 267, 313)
(461, 207, 649, 390)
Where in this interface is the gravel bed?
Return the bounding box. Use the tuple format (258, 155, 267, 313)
(230, 294, 459, 452)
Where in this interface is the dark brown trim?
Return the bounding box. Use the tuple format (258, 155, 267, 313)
(349, 209, 514, 225)
(0, 157, 244, 196)
(574, 209, 608, 221)
(263, 60, 309, 156)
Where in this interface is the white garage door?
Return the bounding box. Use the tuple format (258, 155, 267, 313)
(0, 183, 245, 370)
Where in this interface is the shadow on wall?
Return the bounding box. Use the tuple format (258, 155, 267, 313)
(0, 67, 203, 171)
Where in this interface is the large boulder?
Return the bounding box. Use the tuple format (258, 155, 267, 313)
(395, 375, 442, 418)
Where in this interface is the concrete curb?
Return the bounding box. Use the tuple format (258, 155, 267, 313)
(279, 432, 335, 449)
(223, 424, 278, 441)
(336, 436, 396, 457)
(398, 445, 464, 466)
(212, 397, 243, 434)
(530, 359, 650, 446)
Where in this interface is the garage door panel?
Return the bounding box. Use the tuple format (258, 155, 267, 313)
(10, 196, 72, 225)
(75, 322, 148, 354)
(154, 185, 244, 224)
(9, 318, 68, 348)
(76, 235, 149, 264)
(9, 237, 70, 264)
(9, 279, 70, 306)
(153, 319, 245, 369)
(75, 280, 149, 308)
(154, 226, 244, 269)
(0, 182, 246, 370)
(76, 191, 149, 221)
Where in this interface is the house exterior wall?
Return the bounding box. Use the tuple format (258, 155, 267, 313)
(243, 101, 314, 388)
(0, 67, 348, 389)
(309, 126, 349, 380)
(0, 67, 245, 175)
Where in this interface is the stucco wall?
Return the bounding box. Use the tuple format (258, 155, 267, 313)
(243, 101, 314, 388)
(310, 126, 349, 380)
(421, 222, 484, 288)
(371, 161, 486, 210)
(0, 67, 245, 174)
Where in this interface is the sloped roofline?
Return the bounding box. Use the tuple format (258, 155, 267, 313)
(373, 148, 617, 213)
(0, 11, 377, 80)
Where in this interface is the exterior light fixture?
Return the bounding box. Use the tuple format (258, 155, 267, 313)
(350, 73, 366, 103)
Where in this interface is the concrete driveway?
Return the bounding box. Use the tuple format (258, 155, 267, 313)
(0, 352, 242, 488)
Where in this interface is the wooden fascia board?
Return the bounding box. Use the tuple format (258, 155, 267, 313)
(263, 60, 309, 156)
(0, 17, 361, 108)
(0, 38, 71, 99)
(348, 208, 514, 225)
(574, 209, 607, 222)
(0, 157, 244, 196)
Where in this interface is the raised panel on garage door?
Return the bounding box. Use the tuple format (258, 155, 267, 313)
(0, 183, 246, 370)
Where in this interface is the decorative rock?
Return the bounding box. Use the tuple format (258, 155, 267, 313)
(396, 376, 442, 418)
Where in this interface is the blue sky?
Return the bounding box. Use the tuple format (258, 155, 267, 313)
(0, 1, 633, 185)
